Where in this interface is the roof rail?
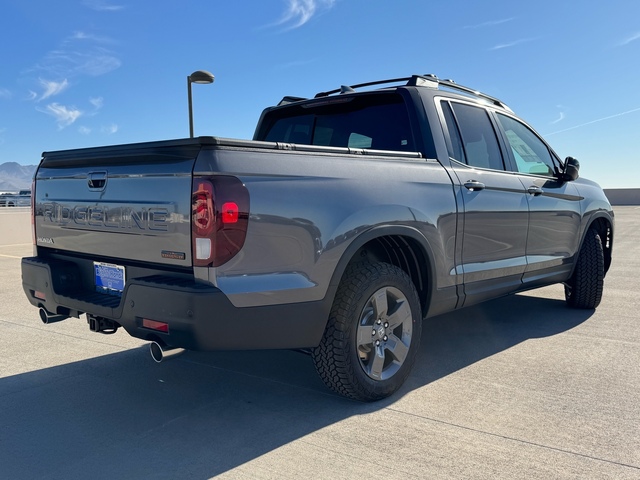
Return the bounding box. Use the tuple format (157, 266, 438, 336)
(313, 73, 511, 111)
(314, 77, 416, 98)
(433, 77, 512, 112)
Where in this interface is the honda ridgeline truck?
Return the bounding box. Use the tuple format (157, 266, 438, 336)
(21, 74, 614, 401)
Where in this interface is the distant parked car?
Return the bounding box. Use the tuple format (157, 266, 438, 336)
(0, 189, 31, 207)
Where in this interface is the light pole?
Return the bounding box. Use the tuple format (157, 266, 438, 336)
(187, 70, 215, 138)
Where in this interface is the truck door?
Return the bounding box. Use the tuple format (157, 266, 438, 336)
(439, 100, 530, 306)
(494, 112, 582, 286)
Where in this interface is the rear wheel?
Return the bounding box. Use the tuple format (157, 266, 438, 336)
(312, 262, 422, 401)
(565, 227, 604, 309)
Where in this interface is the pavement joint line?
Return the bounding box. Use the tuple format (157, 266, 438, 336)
(0, 318, 142, 351)
(386, 407, 640, 471)
(0, 243, 31, 247)
(0, 254, 23, 259)
(296, 437, 424, 478)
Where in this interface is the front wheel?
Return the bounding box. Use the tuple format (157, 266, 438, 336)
(565, 227, 604, 309)
(312, 262, 422, 401)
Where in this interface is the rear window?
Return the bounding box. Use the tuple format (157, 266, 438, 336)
(258, 94, 416, 152)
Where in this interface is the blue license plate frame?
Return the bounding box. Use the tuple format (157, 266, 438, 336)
(94, 262, 126, 295)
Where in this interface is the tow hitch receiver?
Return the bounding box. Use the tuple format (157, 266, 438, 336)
(87, 315, 119, 334)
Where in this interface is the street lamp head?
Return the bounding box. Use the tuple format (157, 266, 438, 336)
(189, 70, 215, 84)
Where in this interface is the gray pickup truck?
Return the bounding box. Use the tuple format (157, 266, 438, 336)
(22, 74, 614, 401)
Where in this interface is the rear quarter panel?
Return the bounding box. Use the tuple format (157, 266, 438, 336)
(194, 147, 458, 307)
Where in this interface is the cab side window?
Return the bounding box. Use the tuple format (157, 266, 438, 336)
(447, 102, 505, 171)
(496, 114, 557, 176)
(441, 102, 465, 162)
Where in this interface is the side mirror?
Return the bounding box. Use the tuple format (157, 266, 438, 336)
(561, 156, 580, 182)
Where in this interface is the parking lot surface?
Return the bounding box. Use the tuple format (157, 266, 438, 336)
(0, 208, 638, 479)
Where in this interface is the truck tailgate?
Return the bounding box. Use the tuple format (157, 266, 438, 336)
(34, 140, 201, 268)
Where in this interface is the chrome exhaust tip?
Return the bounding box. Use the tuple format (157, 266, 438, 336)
(39, 307, 69, 325)
(149, 341, 185, 363)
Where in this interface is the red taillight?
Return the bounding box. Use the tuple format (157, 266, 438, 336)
(221, 202, 239, 224)
(191, 176, 249, 267)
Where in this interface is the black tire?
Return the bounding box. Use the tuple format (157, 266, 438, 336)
(312, 261, 422, 401)
(565, 227, 604, 309)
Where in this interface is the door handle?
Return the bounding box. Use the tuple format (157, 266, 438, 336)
(527, 185, 543, 196)
(464, 180, 485, 192)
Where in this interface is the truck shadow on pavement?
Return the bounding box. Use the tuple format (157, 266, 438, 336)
(0, 291, 593, 479)
(408, 291, 593, 389)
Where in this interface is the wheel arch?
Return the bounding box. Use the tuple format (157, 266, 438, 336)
(327, 226, 436, 317)
(587, 215, 613, 275)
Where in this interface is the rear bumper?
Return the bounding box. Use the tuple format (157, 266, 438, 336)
(21, 256, 328, 350)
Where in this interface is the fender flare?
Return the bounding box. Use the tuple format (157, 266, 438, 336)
(325, 224, 437, 312)
(571, 212, 614, 277)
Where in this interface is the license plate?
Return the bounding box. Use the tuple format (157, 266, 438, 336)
(94, 262, 126, 295)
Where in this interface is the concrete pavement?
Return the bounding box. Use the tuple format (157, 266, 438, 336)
(0, 207, 31, 246)
(0, 208, 638, 479)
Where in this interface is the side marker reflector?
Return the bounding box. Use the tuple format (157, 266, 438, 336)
(143, 318, 169, 333)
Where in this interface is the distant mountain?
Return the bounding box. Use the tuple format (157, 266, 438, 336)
(0, 162, 37, 191)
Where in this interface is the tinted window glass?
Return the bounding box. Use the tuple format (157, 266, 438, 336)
(497, 114, 556, 176)
(262, 95, 415, 152)
(441, 102, 465, 162)
(264, 114, 314, 144)
(451, 102, 505, 171)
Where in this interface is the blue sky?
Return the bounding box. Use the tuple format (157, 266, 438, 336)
(1, 0, 639, 188)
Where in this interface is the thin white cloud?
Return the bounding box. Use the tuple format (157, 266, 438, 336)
(545, 106, 640, 136)
(90, 96, 104, 109)
(101, 124, 118, 134)
(26, 91, 38, 101)
(70, 31, 117, 45)
(82, 0, 124, 11)
(490, 38, 536, 50)
(31, 31, 121, 80)
(551, 112, 565, 125)
(39, 78, 69, 101)
(464, 18, 515, 29)
(274, 0, 336, 30)
(41, 48, 121, 77)
(81, 52, 121, 76)
(37, 103, 83, 129)
(78, 126, 92, 135)
(618, 31, 640, 46)
(0, 88, 11, 99)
